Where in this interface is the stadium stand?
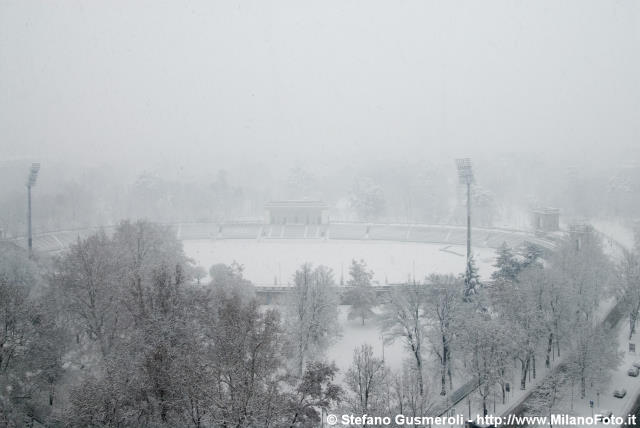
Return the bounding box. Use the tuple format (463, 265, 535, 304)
(367, 225, 409, 241)
(305, 225, 320, 238)
(445, 228, 467, 245)
(281, 225, 307, 239)
(407, 226, 451, 244)
(5, 222, 557, 254)
(327, 223, 367, 240)
(33, 234, 62, 252)
(219, 224, 261, 239)
(266, 225, 284, 238)
(471, 230, 492, 247)
(485, 231, 526, 249)
(178, 222, 220, 240)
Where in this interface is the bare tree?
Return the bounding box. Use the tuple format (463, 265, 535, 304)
(380, 283, 428, 398)
(565, 323, 622, 399)
(53, 231, 122, 356)
(425, 274, 464, 396)
(209, 261, 255, 302)
(111, 220, 189, 326)
(0, 243, 67, 424)
(344, 344, 387, 423)
(492, 276, 545, 390)
(286, 361, 343, 428)
(617, 249, 640, 339)
(283, 263, 340, 376)
(386, 361, 435, 424)
(0, 243, 39, 374)
(459, 310, 511, 416)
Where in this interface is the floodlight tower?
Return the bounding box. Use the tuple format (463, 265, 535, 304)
(26, 163, 40, 257)
(455, 158, 474, 269)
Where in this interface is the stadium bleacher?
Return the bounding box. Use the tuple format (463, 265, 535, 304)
(178, 223, 220, 240)
(444, 228, 467, 245)
(266, 225, 284, 238)
(305, 225, 320, 238)
(327, 223, 367, 240)
(33, 234, 61, 252)
(54, 231, 84, 247)
(367, 225, 409, 241)
(6, 221, 556, 254)
(407, 226, 451, 244)
(471, 230, 492, 247)
(485, 231, 525, 249)
(281, 225, 307, 239)
(307, 224, 329, 238)
(219, 224, 261, 239)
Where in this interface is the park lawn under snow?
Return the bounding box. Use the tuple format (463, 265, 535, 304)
(326, 305, 405, 374)
(326, 306, 477, 404)
(183, 238, 496, 286)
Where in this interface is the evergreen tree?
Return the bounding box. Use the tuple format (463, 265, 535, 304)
(521, 243, 544, 270)
(346, 260, 377, 325)
(344, 344, 387, 418)
(463, 254, 481, 300)
(491, 242, 520, 284)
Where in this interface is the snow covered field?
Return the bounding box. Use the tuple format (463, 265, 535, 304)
(185, 238, 499, 403)
(327, 306, 406, 373)
(183, 238, 497, 286)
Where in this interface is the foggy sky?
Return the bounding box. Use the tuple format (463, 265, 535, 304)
(1, 0, 639, 175)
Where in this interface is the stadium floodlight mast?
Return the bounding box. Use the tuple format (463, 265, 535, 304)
(455, 158, 474, 273)
(26, 162, 40, 258)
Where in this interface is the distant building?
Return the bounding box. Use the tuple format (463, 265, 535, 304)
(568, 222, 594, 251)
(265, 200, 329, 225)
(532, 208, 560, 233)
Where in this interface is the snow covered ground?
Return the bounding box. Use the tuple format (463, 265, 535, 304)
(184, 233, 639, 427)
(326, 305, 568, 424)
(325, 305, 406, 374)
(183, 238, 496, 286)
(591, 219, 635, 250)
(185, 238, 500, 413)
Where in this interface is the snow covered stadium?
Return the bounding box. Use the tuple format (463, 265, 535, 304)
(12, 221, 555, 283)
(7, 214, 637, 424)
